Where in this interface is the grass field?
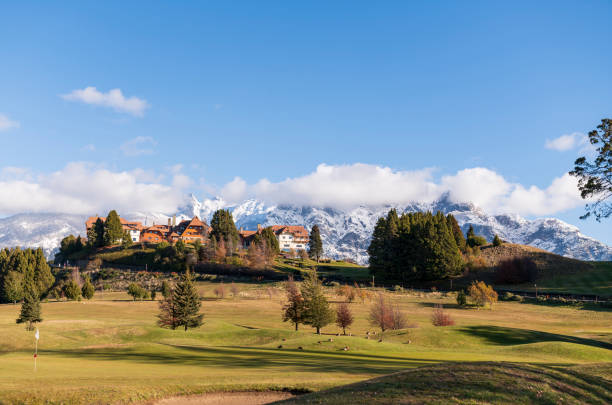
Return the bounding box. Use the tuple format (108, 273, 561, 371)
(1, 282, 610, 404)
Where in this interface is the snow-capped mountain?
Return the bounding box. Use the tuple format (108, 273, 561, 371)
(1, 193, 611, 264)
(0, 213, 86, 258)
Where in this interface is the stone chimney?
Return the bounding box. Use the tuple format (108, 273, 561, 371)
(257, 224, 262, 231)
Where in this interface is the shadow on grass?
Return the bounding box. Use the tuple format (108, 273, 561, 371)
(459, 325, 612, 350)
(42, 344, 437, 375)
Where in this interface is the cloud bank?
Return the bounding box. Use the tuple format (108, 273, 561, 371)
(0, 163, 188, 216)
(545, 132, 593, 153)
(0, 163, 585, 218)
(0, 114, 20, 131)
(220, 163, 584, 217)
(61, 87, 149, 117)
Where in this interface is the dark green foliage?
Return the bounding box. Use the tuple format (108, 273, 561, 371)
(64, 280, 81, 301)
(301, 271, 335, 334)
(495, 258, 538, 284)
(570, 118, 612, 221)
(0, 247, 54, 303)
(127, 283, 147, 300)
(121, 230, 133, 249)
(171, 270, 204, 331)
(175, 239, 186, 254)
(58, 235, 86, 261)
(467, 235, 488, 247)
(493, 234, 503, 247)
(368, 211, 464, 283)
(88, 218, 105, 248)
(150, 290, 156, 300)
(308, 225, 324, 261)
(447, 214, 467, 252)
(104, 210, 124, 246)
(81, 275, 95, 300)
(210, 209, 239, 248)
(16, 284, 42, 330)
(161, 280, 172, 298)
(456, 290, 467, 306)
(260, 227, 280, 255)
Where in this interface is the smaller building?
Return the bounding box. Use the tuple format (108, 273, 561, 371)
(85, 216, 144, 242)
(239, 225, 309, 252)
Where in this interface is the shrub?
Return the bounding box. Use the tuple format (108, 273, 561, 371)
(127, 283, 147, 301)
(81, 276, 95, 300)
(467, 235, 487, 247)
(456, 290, 467, 306)
(230, 282, 239, 298)
(150, 290, 156, 300)
(502, 291, 515, 301)
(432, 304, 455, 326)
(493, 234, 503, 247)
(495, 258, 538, 284)
(468, 281, 498, 308)
(393, 285, 404, 293)
(64, 280, 81, 301)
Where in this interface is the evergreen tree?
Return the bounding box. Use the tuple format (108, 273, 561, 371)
(447, 214, 467, 252)
(210, 209, 239, 248)
(308, 225, 324, 262)
(466, 225, 475, 239)
(161, 280, 172, 298)
(493, 234, 503, 247)
(16, 283, 42, 330)
(33, 248, 54, 297)
(104, 210, 124, 246)
(301, 271, 335, 334)
(282, 277, 305, 331)
(3, 271, 24, 304)
(157, 294, 179, 329)
(81, 275, 95, 300)
(172, 270, 204, 331)
(260, 227, 280, 256)
(121, 230, 133, 249)
(64, 280, 81, 301)
(88, 218, 105, 248)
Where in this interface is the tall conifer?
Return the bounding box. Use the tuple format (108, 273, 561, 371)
(172, 270, 204, 331)
(308, 225, 323, 262)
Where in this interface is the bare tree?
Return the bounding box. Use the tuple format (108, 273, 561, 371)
(368, 294, 408, 340)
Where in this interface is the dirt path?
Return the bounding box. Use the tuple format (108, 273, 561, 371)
(152, 392, 294, 405)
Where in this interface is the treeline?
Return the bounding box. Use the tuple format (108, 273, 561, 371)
(0, 247, 54, 304)
(368, 210, 465, 282)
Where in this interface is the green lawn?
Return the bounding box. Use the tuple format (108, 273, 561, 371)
(507, 261, 612, 297)
(0, 283, 610, 404)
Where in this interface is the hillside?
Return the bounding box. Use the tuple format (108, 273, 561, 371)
(278, 362, 612, 405)
(2, 194, 612, 264)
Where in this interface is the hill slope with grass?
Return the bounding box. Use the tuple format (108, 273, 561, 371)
(277, 362, 612, 405)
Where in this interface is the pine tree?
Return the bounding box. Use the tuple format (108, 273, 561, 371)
(301, 271, 335, 334)
(210, 209, 239, 248)
(121, 230, 133, 249)
(447, 214, 467, 252)
(493, 234, 503, 247)
(88, 218, 105, 248)
(466, 225, 475, 239)
(161, 280, 172, 298)
(3, 271, 24, 304)
(308, 225, 323, 262)
(81, 275, 95, 300)
(157, 294, 179, 329)
(260, 227, 280, 256)
(16, 283, 42, 330)
(173, 270, 204, 331)
(282, 277, 305, 331)
(104, 210, 124, 246)
(64, 280, 81, 301)
(33, 248, 54, 297)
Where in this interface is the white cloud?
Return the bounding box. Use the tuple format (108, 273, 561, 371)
(0, 162, 189, 216)
(120, 136, 157, 156)
(0, 114, 19, 131)
(218, 163, 584, 217)
(545, 132, 591, 152)
(82, 144, 96, 152)
(61, 86, 149, 117)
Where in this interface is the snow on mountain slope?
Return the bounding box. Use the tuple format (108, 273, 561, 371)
(0, 213, 86, 258)
(1, 193, 611, 264)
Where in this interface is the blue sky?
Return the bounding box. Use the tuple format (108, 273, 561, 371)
(1, 1, 611, 243)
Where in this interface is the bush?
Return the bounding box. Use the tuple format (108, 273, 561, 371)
(467, 235, 488, 247)
(432, 304, 455, 326)
(493, 234, 503, 247)
(214, 283, 225, 299)
(468, 281, 498, 308)
(127, 283, 147, 301)
(64, 280, 81, 301)
(456, 290, 467, 306)
(81, 276, 95, 300)
(495, 258, 538, 284)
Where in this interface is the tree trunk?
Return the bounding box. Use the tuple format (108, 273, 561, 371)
(343, 327, 346, 335)
(316, 327, 320, 334)
(184, 325, 188, 331)
(295, 323, 298, 331)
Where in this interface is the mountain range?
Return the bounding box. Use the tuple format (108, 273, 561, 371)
(1, 193, 611, 264)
